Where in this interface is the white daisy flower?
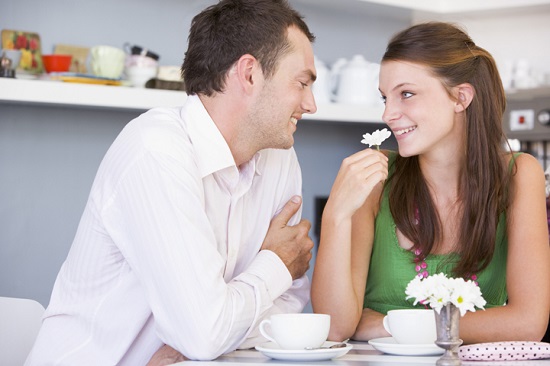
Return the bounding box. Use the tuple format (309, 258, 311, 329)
(405, 273, 485, 316)
(361, 128, 392, 150)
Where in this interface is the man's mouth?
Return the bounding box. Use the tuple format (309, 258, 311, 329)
(395, 126, 416, 136)
(290, 117, 298, 126)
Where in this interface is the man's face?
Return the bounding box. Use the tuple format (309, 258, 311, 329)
(247, 26, 317, 150)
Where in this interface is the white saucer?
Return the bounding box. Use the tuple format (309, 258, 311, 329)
(255, 341, 353, 361)
(369, 337, 444, 356)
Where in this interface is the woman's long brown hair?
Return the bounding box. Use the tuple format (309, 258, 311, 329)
(383, 22, 511, 277)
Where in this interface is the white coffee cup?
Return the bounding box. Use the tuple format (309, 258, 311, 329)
(259, 313, 330, 350)
(382, 309, 437, 344)
(90, 45, 126, 79)
(126, 65, 157, 88)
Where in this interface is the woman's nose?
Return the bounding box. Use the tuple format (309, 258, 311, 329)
(382, 99, 399, 125)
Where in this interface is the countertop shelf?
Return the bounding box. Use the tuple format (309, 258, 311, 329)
(3, 78, 548, 124)
(0, 77, 385, 124)
(0, 77, 187, 111)
(506, 86, 550, 101)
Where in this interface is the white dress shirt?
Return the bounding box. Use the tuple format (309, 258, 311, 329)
(25, 95, 309, 365)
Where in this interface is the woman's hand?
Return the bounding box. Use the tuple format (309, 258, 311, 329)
(352, 308, 391, 341)
(312, 149, 388, 341)
(324, 149, 388, 223)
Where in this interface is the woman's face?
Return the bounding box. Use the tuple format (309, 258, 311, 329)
(379, 60, 464, 158)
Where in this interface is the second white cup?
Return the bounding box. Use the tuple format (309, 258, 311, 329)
(259, 313, 330, 350)
(383, 309, 437, 344)
(127, 65, 157, 88)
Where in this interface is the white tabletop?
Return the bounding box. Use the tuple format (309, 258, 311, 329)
(171, 341, 550, 366)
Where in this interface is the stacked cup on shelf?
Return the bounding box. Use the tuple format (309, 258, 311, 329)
(90, 45, 126, 79)
(124, 43, 159, 88)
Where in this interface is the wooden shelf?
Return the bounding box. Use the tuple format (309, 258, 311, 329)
(0, 77, 385, 123)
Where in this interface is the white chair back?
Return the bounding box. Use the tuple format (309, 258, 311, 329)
(0, 296, 45, 365)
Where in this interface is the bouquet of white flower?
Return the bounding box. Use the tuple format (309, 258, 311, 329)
(405, 273, 487, 316)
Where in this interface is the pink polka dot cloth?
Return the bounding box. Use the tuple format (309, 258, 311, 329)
(459, 341, 550, 361)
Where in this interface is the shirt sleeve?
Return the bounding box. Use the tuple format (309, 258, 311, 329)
(99, 145, 305, 360)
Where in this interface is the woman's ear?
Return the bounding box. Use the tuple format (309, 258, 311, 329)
(454, 83, 474, 113)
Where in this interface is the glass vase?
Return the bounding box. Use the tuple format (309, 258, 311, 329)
(435, 303, 463, 366)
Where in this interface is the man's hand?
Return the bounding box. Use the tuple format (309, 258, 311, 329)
(261, 195, 314, 280)
(147, 344, 188, 366)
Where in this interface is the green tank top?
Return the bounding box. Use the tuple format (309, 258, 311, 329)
(364, 151, 511, 314)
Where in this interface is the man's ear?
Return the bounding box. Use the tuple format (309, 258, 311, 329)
(234, 54, 261, 94)
(454, 83, 474, 113)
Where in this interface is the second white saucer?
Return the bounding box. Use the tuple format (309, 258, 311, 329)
(369, 337, 444, 356)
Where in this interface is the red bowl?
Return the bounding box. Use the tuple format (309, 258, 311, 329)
(42, 54, 72, 73)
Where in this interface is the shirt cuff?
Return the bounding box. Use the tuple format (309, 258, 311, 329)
(246, 250, 292, 302)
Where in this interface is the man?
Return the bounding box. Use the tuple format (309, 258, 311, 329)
(25, 0, 317, 364)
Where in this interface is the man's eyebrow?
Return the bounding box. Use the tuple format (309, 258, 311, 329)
(302, 69, 316, 82)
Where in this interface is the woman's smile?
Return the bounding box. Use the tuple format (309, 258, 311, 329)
(394, 126, 417, 136)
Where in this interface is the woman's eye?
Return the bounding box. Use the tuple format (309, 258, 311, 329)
(402, 91, 413, 99)
(381, 95, 387, 104)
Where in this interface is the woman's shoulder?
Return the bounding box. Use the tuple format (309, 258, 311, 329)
(504, 152, 546, 190)
(505, 151, 544, 174)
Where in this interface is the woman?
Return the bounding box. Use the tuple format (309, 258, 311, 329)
(311, 22, 550, 344)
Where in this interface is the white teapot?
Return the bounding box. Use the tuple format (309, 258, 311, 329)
(312, 56, 332, 104)
(333, 55, 381, 106)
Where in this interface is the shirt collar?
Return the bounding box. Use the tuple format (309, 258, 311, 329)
(182, 95, 263, 178)
(183, 95, 235, 178)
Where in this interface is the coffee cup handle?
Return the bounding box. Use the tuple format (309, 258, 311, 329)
(259, 319, 277, 344)
(382, 315, 392, 336)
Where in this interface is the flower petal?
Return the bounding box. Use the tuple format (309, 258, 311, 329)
(361, 128, 392, 147)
